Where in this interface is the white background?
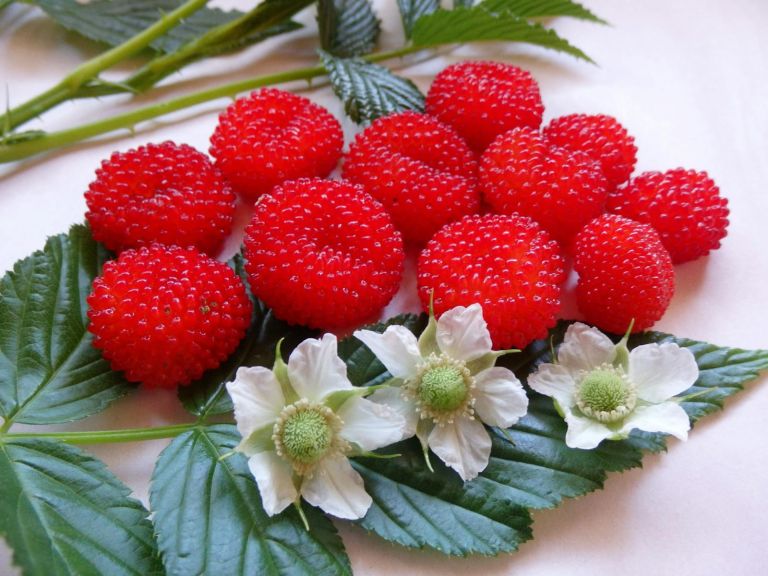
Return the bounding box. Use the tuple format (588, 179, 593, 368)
(1, 1, 767, 575)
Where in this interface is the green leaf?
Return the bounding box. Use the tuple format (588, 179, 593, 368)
(320, 51, 425, 123)
(480, 0, 608, 24)
(411, 5, 594, 62)
(150, 424, 351, 575)
(0, 224, 131, 427)
(343, 317, 767, 556)
(0, 438, 161, 575)
(396, 0, 439, 39)
(317, 0, 381, 57)
(178, 254, 316, 419)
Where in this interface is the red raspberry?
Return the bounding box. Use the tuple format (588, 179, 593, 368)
(85, 141, 235, 255)
(342, 111, 480, 245)
(543, 114, 637, 190)
(209, 88, 343, 200)
(417, 214, 564, 349)
(425, 60, 544, 152)
(243, 178, 404, 330)
(606, 169, 729, 264)
(574, 214, 675, 334)
(88, 245, 252, 388)
(480, 127, 609, 244)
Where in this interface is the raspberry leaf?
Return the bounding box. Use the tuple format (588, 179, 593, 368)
(317, 0, 381, 57)
(0, 438, 161, 575)
(480, 0, 608, 24)
(343, 317, 767, 556)
(178, 254, 316, 419)
(320, 52, 426, 123)
(411, 5, 594, 63)
(150, 424, 351, 575)
(0, 224, 132, 426)
(396, 0, 439, 39)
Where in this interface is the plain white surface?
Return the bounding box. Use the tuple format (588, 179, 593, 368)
(1, 1, 767, 575)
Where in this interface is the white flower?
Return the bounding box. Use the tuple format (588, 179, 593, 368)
(528, 322, 698, 450)
(226, 333, 406, 520)
(354, 304, 529, 481)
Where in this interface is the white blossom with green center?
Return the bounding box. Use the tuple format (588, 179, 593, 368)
(355, 304, 529, 481)
(226, 334, 406, 520)
(528, 322, 699, 450)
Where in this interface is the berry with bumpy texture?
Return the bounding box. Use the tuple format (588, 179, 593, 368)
(417, 214, 564, 349)
(85, 141, 236, 255)
(209, 88, 343, 200)
(244, 178, 404, 330)
(88, 245, 252, 388)
(342, 111, 480, 244)
(574, 214, 675, 334)
(543, 114, 637, 190)
(606, 168, 729, 264)
(481, 127, 609, 244)
(425, 60, 544, 152)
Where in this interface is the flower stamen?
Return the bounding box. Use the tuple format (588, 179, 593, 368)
(575, 364, 637, 423)
(405, 354, 476, 426)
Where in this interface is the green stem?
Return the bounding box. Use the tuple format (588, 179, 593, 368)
(0, 422, 199, 445)
(2, 0, 210, 132)
(0, 45, 421, 164)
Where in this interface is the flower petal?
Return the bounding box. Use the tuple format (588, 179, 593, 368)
(428, 415, 492, 481)
(473, 367, 529, 428)
(247, 451, 297, 516)
(629, 343, 699, 403)
(563, 409, 614, 449)
(369, 386, 418, 439)
(353, 326, 421, 380)
(558, 322, 616, 373)
(619, 402, 691, 440)
(226, 366, 284, 439)
(301, 455, 372, 519)
(436, 303, 493, 362)
(527, 363, 577, 408)
(288, 333, 352, 402)
(338, 396, 407, 451)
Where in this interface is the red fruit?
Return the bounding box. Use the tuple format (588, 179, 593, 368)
(480, 127, 609, 244)
(243, 178, 404, 330)
(88, 245, 252, 388)
(425, 60, 544, 152)
(85, 141, 236, 255)
(342, 111, 480, 245)
(209, 88, 343, 200)
(606, 169, 729, 264)
(574, 214, 675, 334)
(543, 114, 637, 190)
(417, 214, 564, 349)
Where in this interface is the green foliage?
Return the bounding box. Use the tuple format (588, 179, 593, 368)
(320, 52, 425, 123)
(481, 0, 608, 23)
(0, 224, 131, 427)
(396, 0, 439, 38)
(317, 0, 380, 57)
(412, 4, 594, 62)
(0, 438, 161, 575)
(150, 424, 351, 575)
(342, 318, 767, 556)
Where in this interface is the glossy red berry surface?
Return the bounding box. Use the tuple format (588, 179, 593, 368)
(425, 60, 544, 152)
(481, 127, 609, 244)
(417, 214, 564, 349)
(574, 214, 675, 333)
(243, 178, 404, 330)
(607, 168, 729, 263)
(544, 114, 637, 190)
(209, 88, 343, 200)
(342, 111, 480, 245)
(85, 141, 235, 255)
(88, 245, 252, 388)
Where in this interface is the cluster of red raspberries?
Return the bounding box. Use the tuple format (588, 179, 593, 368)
(85, 61, 729, 388)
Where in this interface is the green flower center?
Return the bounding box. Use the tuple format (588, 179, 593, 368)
(418, 364, 469, 412)
(272, 399, 346, 475)
(575, 365, 636, 423)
